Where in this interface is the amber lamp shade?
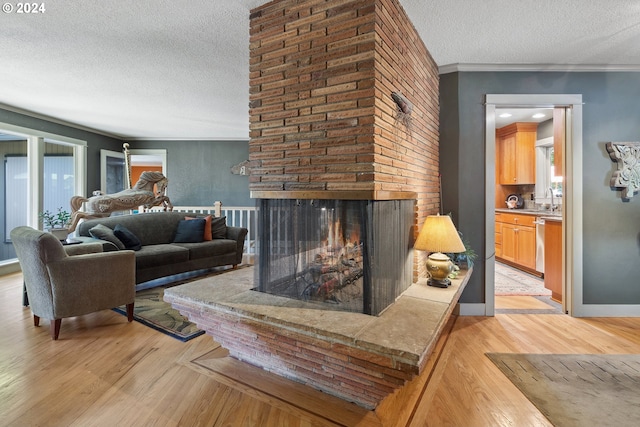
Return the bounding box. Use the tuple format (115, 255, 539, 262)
(414, 214, 466, 288)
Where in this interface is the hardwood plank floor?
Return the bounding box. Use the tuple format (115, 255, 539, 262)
(495, 295, 552, 310)
(1, 272, 639, 426)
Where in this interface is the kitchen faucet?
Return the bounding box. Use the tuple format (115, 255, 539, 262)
(548, 187, 556, 211)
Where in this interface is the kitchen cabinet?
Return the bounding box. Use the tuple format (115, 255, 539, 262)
(495, 213, 503, 258)
(496, 122, 538, 185)
(501, 223, 536, 270)
(496, 212, 536, 271)
(544, 219, 562, 302)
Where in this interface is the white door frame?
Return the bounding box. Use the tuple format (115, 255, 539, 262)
(100, 148, 167, 193)
(484, 94, 583, 317)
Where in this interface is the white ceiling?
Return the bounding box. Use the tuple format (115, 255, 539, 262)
(1, 0, 639, 140)
(495, 108, 553, 128)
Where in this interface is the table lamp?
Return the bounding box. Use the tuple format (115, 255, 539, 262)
(414, 214, 466, 287)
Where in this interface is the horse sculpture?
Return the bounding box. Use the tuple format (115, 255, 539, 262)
(68, 171, 173, 232)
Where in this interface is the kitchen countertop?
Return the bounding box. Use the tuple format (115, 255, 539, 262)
(496, 208, 563, 220)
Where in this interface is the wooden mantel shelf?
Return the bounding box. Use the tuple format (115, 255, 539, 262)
(250, 190, 417, 200)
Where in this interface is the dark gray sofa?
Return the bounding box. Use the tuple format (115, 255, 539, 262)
(76, 211, 248, 287)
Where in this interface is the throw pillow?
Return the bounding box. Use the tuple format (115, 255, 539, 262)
(211, 216, 227, 239)
(173, 218, 205, 243)
(185, 215, 212, 240)
(88, 224, 126, 250)
(113, 224, 142, 251)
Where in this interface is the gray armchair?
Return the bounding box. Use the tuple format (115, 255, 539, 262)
(11, 226, 136, 340)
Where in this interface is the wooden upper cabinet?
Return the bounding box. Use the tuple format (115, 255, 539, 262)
(498, 132, 516, 184)
(496, 123, 538, 185)
(553, 108, 565, 177)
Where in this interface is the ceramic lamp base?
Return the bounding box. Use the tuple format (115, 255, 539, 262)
(426, 252, 454, 288)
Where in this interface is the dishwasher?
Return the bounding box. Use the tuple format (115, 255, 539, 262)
(533, 217, 545, 274)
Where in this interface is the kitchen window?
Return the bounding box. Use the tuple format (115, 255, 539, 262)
(535, 138, 562, 204)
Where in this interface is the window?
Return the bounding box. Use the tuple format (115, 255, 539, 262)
(4, 154, 74, 239)
(1, 126, 86, 264)
(549, 147, 563, 197)
(535, 138, 562, 204)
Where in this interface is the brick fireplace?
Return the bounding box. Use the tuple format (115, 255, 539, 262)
(176, 0, 442, 409)
(249, 0, 440, 282)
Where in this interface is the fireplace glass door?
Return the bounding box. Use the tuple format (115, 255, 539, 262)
(255, 199, 414, 315)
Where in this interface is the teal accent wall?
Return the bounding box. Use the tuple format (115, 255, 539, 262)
(130, 140, 252, 207)
(440, 71, 640, 305)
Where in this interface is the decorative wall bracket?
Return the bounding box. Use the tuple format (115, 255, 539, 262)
(606, 142, 640, 199)
(230, 160, 251, 176)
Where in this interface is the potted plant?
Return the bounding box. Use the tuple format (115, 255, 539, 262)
(39, 207, 72, 241)
(444, 212, 477, 269)
(450, 238, 477, 268)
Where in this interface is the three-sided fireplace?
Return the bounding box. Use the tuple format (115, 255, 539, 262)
(255, 198, 414, 316)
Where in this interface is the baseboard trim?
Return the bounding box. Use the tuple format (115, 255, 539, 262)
(459, 301, 640, 317)
(458, 303, 487, 316)
(573, 304, 640, 317)
(0, 261, 20, 277)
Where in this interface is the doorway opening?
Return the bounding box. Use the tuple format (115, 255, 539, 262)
(100, 148, 167, 194)
(485, 94, 584, 317)
(493, 107, 562, 314)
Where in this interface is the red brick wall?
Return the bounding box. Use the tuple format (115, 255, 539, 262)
(372, 0, 440, 278)
(170, 298, 417, 409)
(249, 0, 440, 278)
(249, 0, 377, 193)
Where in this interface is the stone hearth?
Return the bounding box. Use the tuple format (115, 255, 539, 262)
(164, 266, 470, 409)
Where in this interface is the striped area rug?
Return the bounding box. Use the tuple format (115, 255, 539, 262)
(486, 353, 640, 427)
(114, 284, 205, 341)
(113, 266, 249, 341)
(494, 262, 550, 296)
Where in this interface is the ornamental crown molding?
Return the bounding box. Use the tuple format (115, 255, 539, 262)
(438, 63, 640, 75)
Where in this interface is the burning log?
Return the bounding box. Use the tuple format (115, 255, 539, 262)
(295, 231, 365, 304)
(303, 266, 364, 302)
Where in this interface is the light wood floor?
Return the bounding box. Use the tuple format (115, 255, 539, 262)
(2, 272, 639, 427)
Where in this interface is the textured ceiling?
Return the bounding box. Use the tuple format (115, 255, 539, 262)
(1, 0, 639, 140)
